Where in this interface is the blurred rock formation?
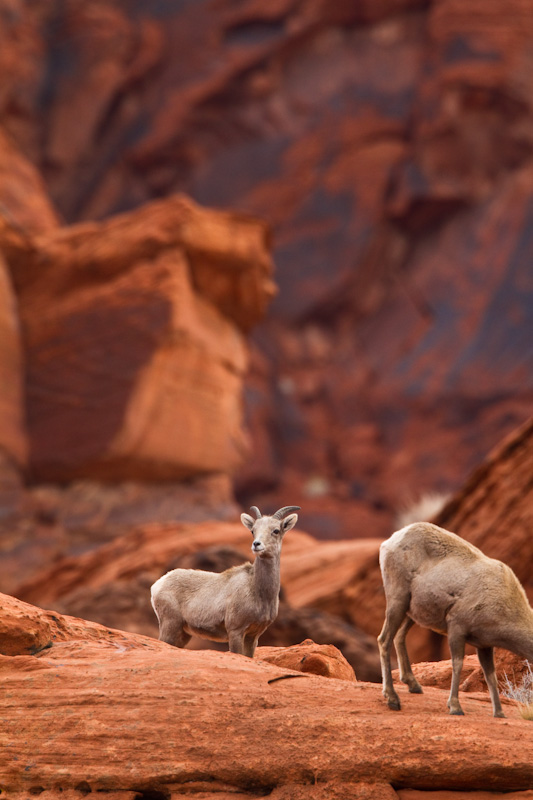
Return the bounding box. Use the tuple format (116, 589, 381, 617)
(2, 0, 532, 537)
(0, 135, 275, 574)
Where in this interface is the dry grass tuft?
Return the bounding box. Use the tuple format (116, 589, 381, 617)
(395, 492, 451, 528)
(501, 660, 533, 720)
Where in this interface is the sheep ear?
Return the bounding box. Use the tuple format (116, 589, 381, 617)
(281, 513, 298, 533)
(241, 513, 255, 530)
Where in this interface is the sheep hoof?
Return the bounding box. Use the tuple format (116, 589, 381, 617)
(408, 684, 423, 694)
(494, 710, 506, 718)
(387, 697, 402, 711)
(449, 708, 465, 716)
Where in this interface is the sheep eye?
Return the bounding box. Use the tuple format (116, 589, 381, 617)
(273, 528, 280, 535)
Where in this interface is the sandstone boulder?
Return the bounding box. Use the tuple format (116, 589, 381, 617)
(0, 592, 52, 656)
(0, 593, 532, 799)
(3, 195, 274, 483)
(258, 639, 356, 682)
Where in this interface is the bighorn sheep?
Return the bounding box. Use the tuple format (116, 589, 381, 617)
(378, 521, 533, 717)
(150, 505, 300, 657)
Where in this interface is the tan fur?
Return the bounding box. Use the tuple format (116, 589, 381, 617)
(378, 522, 533, 717)
(150, 509, 298, 657)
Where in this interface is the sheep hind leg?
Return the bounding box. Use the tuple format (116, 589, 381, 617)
(152, 598, 191, 648)
(478, 646, 505, 718)
(447, 631, 466, 715)
(378, 599, 410, 711)
(394, 616, 423, 694)
(158, 615, 191, 649)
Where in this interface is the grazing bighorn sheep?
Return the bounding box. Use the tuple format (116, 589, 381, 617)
(150, 505, 300, 657)
(378, 521, 533, 717)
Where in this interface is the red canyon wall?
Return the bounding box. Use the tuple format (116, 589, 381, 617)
(1, 0, 532, 542)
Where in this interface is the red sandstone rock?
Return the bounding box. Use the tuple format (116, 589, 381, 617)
(0, 256, 26, 470)
(0, 133, 39, 487)
(3, 195, 274, 483)
(1, 0, 533, 539)
(258, 639, 356, 682)
(11, 195, 275, 329)
(261, 605, 381, 682)
(0, 593, 52, 656)
(0, 128, 60, 234)
(0, 249, 26, 521)
(0, 593, 532, 799)
(435, 416, 533, 598)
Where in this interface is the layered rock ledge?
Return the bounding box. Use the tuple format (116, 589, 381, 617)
(1, 593, 532, 800)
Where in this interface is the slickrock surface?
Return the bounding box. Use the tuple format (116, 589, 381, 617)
(1, 594, 532, 799)
(258, 638, 356, 682)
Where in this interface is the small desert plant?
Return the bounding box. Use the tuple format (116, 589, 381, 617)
(395, 492, 450, 528)
(501, 661, 533, 720)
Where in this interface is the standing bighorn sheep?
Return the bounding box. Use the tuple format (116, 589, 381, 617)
(378, 521, 533, 717)
(150, 505, 300, 657)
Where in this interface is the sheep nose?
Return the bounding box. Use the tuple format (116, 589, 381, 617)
(252, 541, 262, 550)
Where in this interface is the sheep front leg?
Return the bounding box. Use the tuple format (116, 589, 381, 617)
(228, 630, 246, 655)
(447, 631, 466, 715)
(244, 634, 259, 658)
(478, 646, 505, 718)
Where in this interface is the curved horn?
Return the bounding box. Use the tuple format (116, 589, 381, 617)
(273, 506, 301, 520)
(250, 506, 262, 519)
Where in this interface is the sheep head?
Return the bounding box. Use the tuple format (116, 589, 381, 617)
(240, 505, 300, 557)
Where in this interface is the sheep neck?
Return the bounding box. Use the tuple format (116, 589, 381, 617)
(252, 552, 280, 603)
